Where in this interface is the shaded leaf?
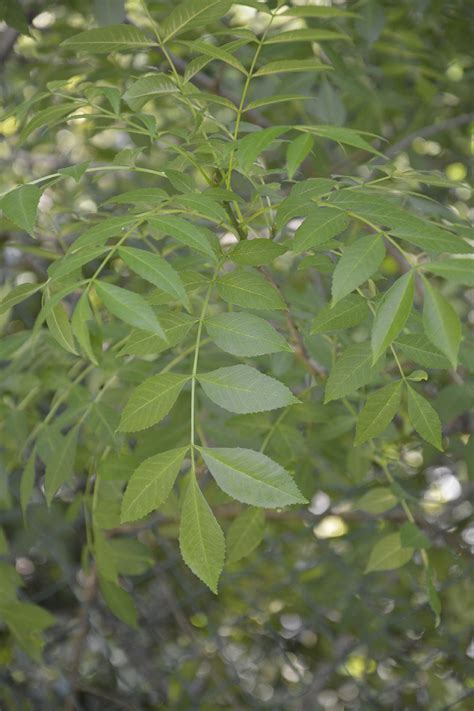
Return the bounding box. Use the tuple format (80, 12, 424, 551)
(356, 487, 398, 514)
(95, 282, 166, 337)
(355, 381, 402, 444)
(325, 343, 381, 402)
(286, 133, 314, 180)
(407, 384, 443, 450)
(365, 533, 413, 573)
(44, 428, 78, 504)
(423, 258, 474, 287)
(226, 508, 265, 564)
(0, 282, 42, 316)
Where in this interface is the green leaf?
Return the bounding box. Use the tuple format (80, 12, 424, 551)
(44, 428, 78, 504)
(282, 6, 357, 17)
(328, 190, 470, 253)
(423, 258, 474, 287)
(395, 334, 450, 369)
(48, 246, 108, 283)
(311, 294, 368, 334)
(58, 161, 90, 183)
(365, 533, 413, 573)
(118, 372, 190, 432)
(0, 282, 42, 316)
(371, 271, 414, 363)
(199, 447, 306, 507)
(188, 40, 247, 74)
(422, 279, 461, 368)
(356, 487, 398, 514)
(254, 60, 332, 77)
(400, 522, 431, 549)
(20, 104, 77, 142)
(300, 126, 383, 156)
(332, 235, 385, 304)
(148, 215, 219, 260)
(1, 185, 41, 235)
(121, 447, 188, 522)
(198, 365, 299, 414)
(298, 254, 334, 273)
(229, 239, 286, 266)
(293, 207, 349, 253)
(217, 269, 285, 310)
(0, 331, 29, 359)
(205, 312, 290, 356)
(103, 188, 168, 206)
(0, 602, 55, 662)
(20, 449, 36, 520)
(175, 192, 228, 223)
(123, 74, 179, 110)
(118, 246, 190, 308)
(276, 178, 335, 231)
(407, 384, 443, 450)
(325, 343, 382, 402)
(355, 381, 402, 444)
(246, 93, 313, 112)
(71, 292, 98, 364)
(226, 508, 265, 564)
(0, 0, 30, 34)
(61, 25, 154, 53)
(179, 474, 225, 594)
(286, 133, 314, 180)
(99, 577, 137, 627)
(236, 127, 288, 173)
(161, 0, 232, 42)
(407, 370, 429, 382)
(95, 282, 166, 338)
(119, 312, 196, 357)
(266, 29, 349, 44)
(71, 216, 138, 251)
(45, 301, 78, 355)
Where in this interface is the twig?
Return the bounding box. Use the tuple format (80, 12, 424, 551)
(385, 111, 474, 158)
(66, 569, 97, 711)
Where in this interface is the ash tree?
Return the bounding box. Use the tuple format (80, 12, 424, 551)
(0, 0, 472, 702)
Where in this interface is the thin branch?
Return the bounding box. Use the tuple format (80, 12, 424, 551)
(385, 111, 474, 158)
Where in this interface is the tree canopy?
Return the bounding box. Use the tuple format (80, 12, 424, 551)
(0, 1, 473, 708)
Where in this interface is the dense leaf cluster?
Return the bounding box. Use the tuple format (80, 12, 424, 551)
(0, 1, 472, 701)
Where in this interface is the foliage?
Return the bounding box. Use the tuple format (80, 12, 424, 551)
(0, 0, 473, 707)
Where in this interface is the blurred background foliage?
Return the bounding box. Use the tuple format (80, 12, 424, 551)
(0, 0, 473, 709)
